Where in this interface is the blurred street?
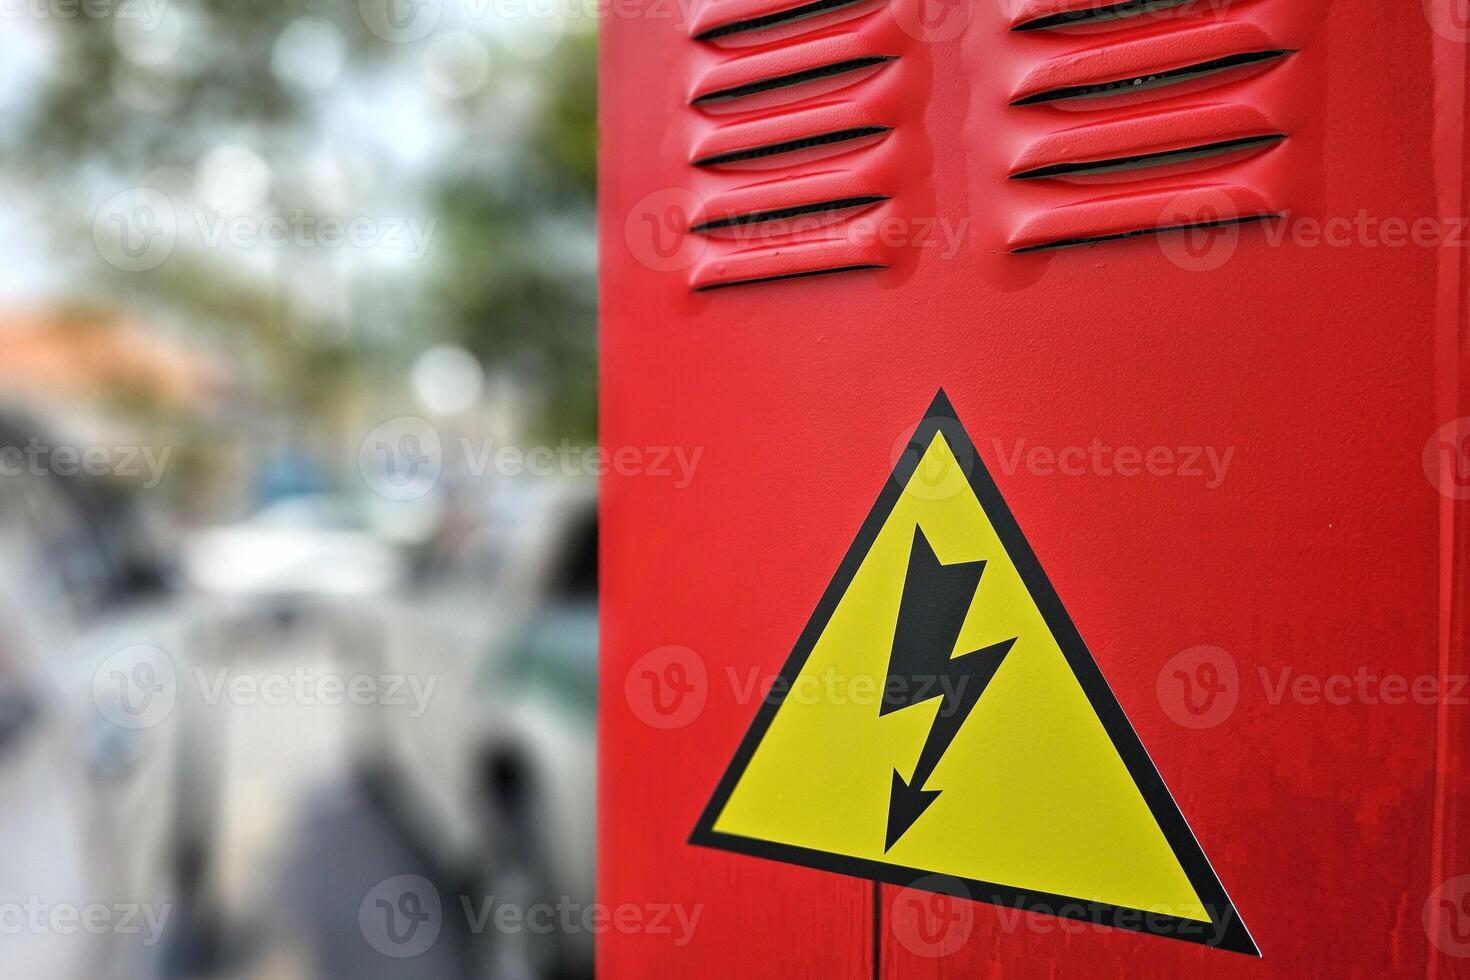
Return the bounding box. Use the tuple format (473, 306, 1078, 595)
(0, 5, 600, 979)
(199, 633, 473, 980)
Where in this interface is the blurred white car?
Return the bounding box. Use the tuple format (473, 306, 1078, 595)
(182, 494, 407, 604)
(0, 415, 221, 979)
(356, 478, 596, 979)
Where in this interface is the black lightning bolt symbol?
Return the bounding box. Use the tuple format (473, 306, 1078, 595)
(881, 526, 1016, 851)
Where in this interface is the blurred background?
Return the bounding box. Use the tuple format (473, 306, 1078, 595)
(0, 2, 599, 978)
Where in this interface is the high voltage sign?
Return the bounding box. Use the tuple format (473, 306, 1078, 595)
(691, 390, 1256, 955)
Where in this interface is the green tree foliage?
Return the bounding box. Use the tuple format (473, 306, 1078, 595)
(7, 4, 598, 439)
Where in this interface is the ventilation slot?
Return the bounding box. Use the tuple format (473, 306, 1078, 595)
(1009, 133, 1284, 180)
(693, 126, 891, 167)
(1012, 212, 1278, 253)
(1013, 0, 1198, 32)
(685, 0, 907, 290)
(695, 264, 885, 291)
(695, 0, 869, 41)
(693, 57, 896, 105)
(691, 195, 888, 232)
(1011, 49, 1294, 105)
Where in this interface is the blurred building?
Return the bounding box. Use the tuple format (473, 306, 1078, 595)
(0, 307, 224, 412)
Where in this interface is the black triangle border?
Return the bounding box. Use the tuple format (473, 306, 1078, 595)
(689, 388, 1259, 957)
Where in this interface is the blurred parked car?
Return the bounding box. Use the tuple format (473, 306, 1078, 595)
(0, 412, 222, 979)
(357, 478, 596, 980)
(183, 494, 407, 604)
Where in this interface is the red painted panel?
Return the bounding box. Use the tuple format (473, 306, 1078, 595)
(599, 0, 1470, 973)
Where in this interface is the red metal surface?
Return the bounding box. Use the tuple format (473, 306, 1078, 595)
(599, 0, 1470, 973)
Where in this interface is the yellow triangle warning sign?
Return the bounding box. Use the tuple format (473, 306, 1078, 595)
(691, 390, 1257, 956)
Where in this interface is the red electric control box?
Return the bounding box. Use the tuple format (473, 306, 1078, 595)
(600, 0, 1470, 974)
